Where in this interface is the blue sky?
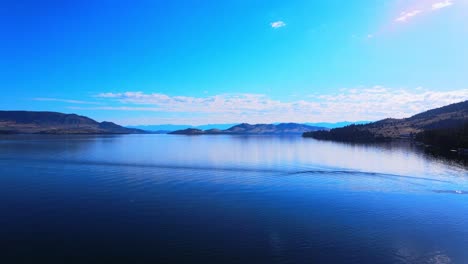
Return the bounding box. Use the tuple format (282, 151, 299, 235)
(1, 0, 467, 125)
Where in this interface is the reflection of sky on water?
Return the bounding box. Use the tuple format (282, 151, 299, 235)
(0, 134, 467, 263)
(1, 134, 466, 191)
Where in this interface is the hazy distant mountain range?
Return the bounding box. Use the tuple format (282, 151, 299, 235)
(0, 110, 371, 135)
(4, 100, 466, 147)
(0, 111, 144, 134)
(304, 100, 468, 149)
(169, 123, 326, 135)
(128, 121, 369, 132)
(127, 124, 240, 133)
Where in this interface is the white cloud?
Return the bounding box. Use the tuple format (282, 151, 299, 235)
(33, 98, 102, 105)
(95, 92, 121, 98)
(394, 0, 455, 24)
(271, 21, 286, 28)
(395, 10, 422, 22)
(95, 92, 284, 114)
(85, 87, 468, 125)
(432, 0, 454, 10)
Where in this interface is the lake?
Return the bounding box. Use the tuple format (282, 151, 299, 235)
(0, 134, 467, 263)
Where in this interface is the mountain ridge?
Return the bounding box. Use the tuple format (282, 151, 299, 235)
(169, 123, 326, 135)
(303, 101, 468, 147)
(128, 121, 369, 132)
(0, 111, 145, 134)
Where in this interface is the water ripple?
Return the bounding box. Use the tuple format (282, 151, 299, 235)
(0, 157, 455, 186)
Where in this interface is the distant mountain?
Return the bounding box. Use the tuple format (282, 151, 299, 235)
(169, 128, 205, 135)
(170, 123, 326, 135)
(304, 101, 468, 146)
(127, 124, 239, 132)
(127, 125, 190, 131)
(129, 121, 367, 132)
(0, 111, 145, 134)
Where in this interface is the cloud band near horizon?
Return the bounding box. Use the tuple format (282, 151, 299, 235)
(35, 86, 468, 126)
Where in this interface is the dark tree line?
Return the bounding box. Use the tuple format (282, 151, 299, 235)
(415, 122, 468, 149)
(303, 124, 387, 142)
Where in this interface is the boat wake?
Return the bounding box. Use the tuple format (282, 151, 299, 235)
(1, 157, 454, 185)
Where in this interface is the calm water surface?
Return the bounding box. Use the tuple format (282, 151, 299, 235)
(0, 134, 467, 263)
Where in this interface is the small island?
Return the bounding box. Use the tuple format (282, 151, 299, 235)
(169, 123, 327, 135)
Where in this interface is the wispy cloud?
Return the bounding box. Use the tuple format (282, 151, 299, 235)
(394, 0, 455, 24)
(82, 87, 468, 125)
(33, 97, 102, 105)
(395, 10, 422, 22)
(432, 0, 454, 10)
(271, 21, 286, 28)
(95, 92, 282, 114)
